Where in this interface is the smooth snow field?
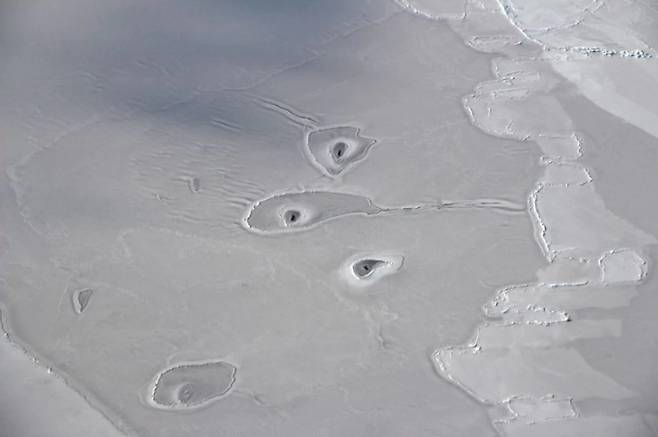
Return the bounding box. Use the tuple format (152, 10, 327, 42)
(1, 1, 658, 436)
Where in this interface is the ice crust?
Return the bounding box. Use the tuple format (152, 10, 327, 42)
(0, 3, 540, 436)
(1, 0, 657, 436)
(397, 0, 658, 434)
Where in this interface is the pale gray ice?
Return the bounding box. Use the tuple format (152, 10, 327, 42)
(1, 1, 658, 436)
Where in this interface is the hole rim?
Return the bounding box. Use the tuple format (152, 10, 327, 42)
(352, 259, 386, 279)
(331, 141, 350, 162)
(283, 209, 302, 226)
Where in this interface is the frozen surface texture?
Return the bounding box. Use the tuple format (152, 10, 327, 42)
(1, 0, 658, 436)
(396, 0, 658, 435)
(0, 311, 125, 437)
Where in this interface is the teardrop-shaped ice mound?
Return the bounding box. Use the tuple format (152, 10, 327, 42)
(148, 360, 237, 410)
(243, 191, 380, 234)
(353, 259, 387, 278)
(341, 253, 404, 288)
(71, 288, 94, 314)
(305, 126, 376, 176)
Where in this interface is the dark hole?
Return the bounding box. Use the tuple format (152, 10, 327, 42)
(332, 142, 348, 161)
(353, 259, 384, 278)
(284, 210, 300, 224)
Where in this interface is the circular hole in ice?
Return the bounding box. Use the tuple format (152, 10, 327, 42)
(353, 259, 385, 278)
(284, 209, 301, 225)
(331, 141, 348, 162)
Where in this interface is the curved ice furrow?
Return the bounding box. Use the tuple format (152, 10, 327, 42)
(246, 93, 320, 128)
(439, 198, 526, 214)
(408, 0, 658, 434)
